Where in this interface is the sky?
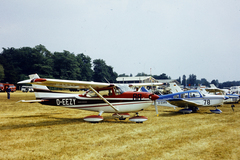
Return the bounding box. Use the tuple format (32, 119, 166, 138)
(1, 0, 240, 82)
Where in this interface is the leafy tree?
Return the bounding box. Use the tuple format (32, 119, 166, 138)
(118, 73, 129, 77)
(76, 53, 93, 81)
(93, 59, 117, 82)
(200, 78, 210, 87)
(182, 75, 186, 87)
(0, 64, 4, 81)
(152, 73, 170, 79)
(177, 76, 181, 84)
(187, 74, 197, 86)
(52, 51, 80, 80)
(0, 47, 18, 83)
(136, 72, 149, 76)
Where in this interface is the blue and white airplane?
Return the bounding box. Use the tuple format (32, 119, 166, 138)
(200, 84, 239, 104)
(141, 84, 228, 114)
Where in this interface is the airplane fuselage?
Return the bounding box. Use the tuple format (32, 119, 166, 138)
(156, 90, 225, 108)
(35, 90, 156, 113)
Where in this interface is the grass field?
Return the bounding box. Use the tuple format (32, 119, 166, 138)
(0, 91, 239, 160)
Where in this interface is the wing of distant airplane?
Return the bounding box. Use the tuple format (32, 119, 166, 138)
(166, 98, 202, 107)
(129, 83, 163, 87)
(205, 88, 223, 93)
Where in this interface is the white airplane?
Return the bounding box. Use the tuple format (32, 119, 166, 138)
(17, 74, 161, 123)
(142, 83, 228, 114)
(201, 84, 239, 103)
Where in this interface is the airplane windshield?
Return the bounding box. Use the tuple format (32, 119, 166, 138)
(116, 84, 134, 93)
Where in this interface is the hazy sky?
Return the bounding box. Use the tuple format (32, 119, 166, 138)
(1, 0, 240, 82)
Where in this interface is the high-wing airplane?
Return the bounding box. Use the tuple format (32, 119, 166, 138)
(17, 74, 161, 123)
(141, 83, 228, 114)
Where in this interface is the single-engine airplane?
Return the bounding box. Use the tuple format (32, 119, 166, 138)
(141, 83, 228, 114)
(200, 84, 239, 104)
(17, 74, 161, 123)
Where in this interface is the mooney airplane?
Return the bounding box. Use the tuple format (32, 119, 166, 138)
(17, 74, 161, 123)
(141, 83, 228, 114)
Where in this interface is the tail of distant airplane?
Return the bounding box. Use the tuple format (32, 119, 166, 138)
(210, 84, 217, 89)
(169, 82, 183, 93)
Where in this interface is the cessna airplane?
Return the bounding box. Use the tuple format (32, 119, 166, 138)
(17, 74, 161, 123)
(141, 83, 228, 114)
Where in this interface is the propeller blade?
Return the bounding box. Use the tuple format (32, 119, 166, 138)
(154, 100, 159, 116)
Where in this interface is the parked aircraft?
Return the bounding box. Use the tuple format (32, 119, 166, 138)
(141, 83, 228, 114)
(200, 84, 239, 103)
(17, 74, 161, 123)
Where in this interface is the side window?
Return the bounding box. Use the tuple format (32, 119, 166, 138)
(190, 92, 200, 98)
(181, 93, 188, 98)
(114, 88, 122, 95)
(99, 90, 112, 96)
(173, 94, 179, 98)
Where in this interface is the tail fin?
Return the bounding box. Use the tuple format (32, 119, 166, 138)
(29, 74, 50, 92)
(29, 74, 51, 99)
(140, 86, 149, 92)
(169, 82, 183, 93)
(210, 84, 217, 89)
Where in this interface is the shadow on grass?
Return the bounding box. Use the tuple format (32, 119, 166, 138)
(0, 114, 135, 130)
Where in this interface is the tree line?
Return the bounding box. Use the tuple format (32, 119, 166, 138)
(0, 45, 239, 89)
(0, 45, 117, 84)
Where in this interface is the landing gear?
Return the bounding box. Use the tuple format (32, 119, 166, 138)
(179, 108, 192, 114)
(83, 115, 104, 123)
(129, 112, 148, 123)
(112, 113, 131, 120)
(210, 106, 222, 114)
(189, 107, 199, 113)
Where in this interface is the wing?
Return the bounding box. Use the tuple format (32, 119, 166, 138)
(205, 88, 223, 93)
(18, 78, 112, 90)
(167, 98, 202, 107)
(129, 83, 163, 87)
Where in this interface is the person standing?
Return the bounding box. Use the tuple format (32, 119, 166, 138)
(231, 104, 235, 112)
(6, 85, 11, 99)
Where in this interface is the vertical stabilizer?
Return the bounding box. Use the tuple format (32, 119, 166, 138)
(29, 74, 49, 91)
(169, 82, 183, 93)
(29, 74, 51, 99)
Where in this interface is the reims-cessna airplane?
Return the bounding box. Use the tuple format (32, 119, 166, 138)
(17, 74, 161, 123)
(141, 83, 228, 114)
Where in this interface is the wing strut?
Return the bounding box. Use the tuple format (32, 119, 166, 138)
(89, 86, 119, 112)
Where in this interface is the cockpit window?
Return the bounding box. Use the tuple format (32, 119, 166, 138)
(115, 84, 134, 93)
(86, 89, 113, 97)
(114, 87, 122, 95)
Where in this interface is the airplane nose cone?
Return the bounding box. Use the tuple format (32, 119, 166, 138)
(150, 94, 159, 100)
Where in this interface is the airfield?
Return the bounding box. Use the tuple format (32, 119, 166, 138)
(0, 91, 239, 159)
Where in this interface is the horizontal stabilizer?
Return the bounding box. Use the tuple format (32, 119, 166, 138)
(16, 100, 45, 103)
